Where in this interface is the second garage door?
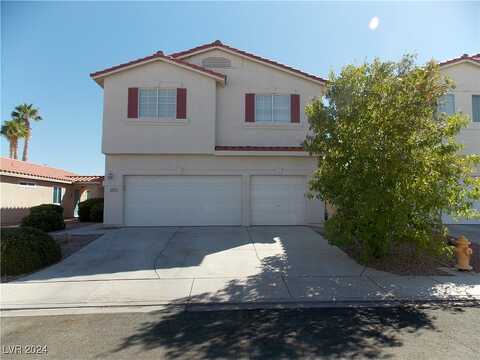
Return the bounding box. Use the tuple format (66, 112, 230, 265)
(124, 176, 242, 226)
(251, 176, 307, 225)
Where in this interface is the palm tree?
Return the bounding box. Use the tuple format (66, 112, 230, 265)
(11, 103, 42, 161)
(1, 119, 28, 159)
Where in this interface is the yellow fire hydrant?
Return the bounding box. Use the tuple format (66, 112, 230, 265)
(455, 236, 473, 271)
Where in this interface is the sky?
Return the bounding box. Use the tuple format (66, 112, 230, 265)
(1, 1, 479, 174)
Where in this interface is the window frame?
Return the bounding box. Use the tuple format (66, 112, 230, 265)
(438, 93, 455, 115)
(138, 87, 177, 120)
(53, 186, 62, 204)
(472, 95, 480, 123)
(254, 93, 291, 124)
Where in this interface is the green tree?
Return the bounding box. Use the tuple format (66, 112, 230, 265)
(304, 55, 480, 259)
(1, 119, 28, 159)
(11, 103, 42, 161)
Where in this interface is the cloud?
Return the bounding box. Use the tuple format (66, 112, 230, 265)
(369, 16, 380, 31)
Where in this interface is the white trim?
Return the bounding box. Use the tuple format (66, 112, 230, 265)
(92, 56, 226, 86)
(213, 150, 310, 157)
(124, 119, 189, 126)
(440, 59, 480, 70)
(174, 46, 326, 85)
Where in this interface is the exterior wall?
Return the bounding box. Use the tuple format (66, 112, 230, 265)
(104, 154, 325, 226)
(440, 62, 480, 158)
(0, 176, 72, 225)
(184, 49, 324, 147)
(102, 61, 217, 154)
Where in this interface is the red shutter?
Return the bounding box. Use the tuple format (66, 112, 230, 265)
(291, 94, 300, 123)
(176, 88, 187, 119)
(245, 93, 255, 122)
(127, 88, 138, 118)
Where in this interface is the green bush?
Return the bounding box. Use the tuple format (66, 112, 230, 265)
(30, 204, 64, 216)
(78, 198, 104, 222)
(304, 55, 480, 260)
(90, 202, 104, 223)
(1, 227, 61, 276)
(21, 208, 65, 232)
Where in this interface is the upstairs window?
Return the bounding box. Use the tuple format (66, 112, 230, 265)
(472, 95, 480, 122)
(255, 94, 291, 123)
(438, 94, 455, 115)
(139, 88, 177, 119)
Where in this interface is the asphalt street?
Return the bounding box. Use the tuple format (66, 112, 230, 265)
(1, 304, 479, 359)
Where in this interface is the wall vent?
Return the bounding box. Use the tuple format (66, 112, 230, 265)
(201, 57, 231, 69)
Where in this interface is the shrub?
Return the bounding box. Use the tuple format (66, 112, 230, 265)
(78, 198, 104, 222)
(304, 55, 480, 260)
(1, 227, 61, 276)
(90, 202, 104, 223)
(21, 208, 65, 233)
(30, 204, 64, 216)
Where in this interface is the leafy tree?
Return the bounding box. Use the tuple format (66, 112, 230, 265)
(1, 119, 27, 159)
(304, 55, 480, 259)
(11, 103, 42, 161)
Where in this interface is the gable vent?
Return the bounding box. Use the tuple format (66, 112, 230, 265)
(201, 57, 231, 69)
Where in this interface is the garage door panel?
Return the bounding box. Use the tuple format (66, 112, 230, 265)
(251, 176, 306, 225)
(125, 176, 242, 226)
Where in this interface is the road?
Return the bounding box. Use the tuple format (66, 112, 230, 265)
(1, 305, 479, 359)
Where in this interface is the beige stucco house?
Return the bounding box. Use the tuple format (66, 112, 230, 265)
(438, 53, 480, 224)
(91, 40, 327, 226)
(0, 157, 104, 225)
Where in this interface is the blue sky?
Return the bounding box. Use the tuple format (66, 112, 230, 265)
(1, 1, 479, 174)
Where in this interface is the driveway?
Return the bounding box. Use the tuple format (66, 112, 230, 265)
(1, 227, 478, 310)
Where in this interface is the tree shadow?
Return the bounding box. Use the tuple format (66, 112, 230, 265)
(110, 305, 456, 359)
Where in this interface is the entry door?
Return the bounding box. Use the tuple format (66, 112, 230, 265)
(251, 176, 306, 225)
(124, 176, 242, 226)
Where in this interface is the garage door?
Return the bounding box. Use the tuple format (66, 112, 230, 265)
(124, 176, 242, 226)
(251, 176, 306, 225)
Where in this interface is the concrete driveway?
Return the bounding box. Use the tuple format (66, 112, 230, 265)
(1, 226, 478, 310)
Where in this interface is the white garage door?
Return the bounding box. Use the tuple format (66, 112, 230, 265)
(251, 176, 306, 225)
(124, 176, 242, 226)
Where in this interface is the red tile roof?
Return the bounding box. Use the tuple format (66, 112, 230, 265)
(170, 40, 327, 84)
(0, 157, 102, 184)
(67, 175, 104, 183)
(215, 146, 304, 152)
(90, 51, 226, 82)
(439, 53, 480, 67)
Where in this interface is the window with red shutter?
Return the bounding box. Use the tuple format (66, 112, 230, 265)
(176, 88, 187, 119)
(127, 88, 138, 118)
(245, 93, 255, 122)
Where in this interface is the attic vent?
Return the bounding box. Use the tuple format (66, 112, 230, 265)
(201, 57, 231, 69)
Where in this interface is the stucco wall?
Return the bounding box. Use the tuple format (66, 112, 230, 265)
(104, 154, 325, 226)
(102, 60, 217, 154)
(440, 62, 480, 156)
(0, 176, 72, 225)
(184, 49, 324, 147)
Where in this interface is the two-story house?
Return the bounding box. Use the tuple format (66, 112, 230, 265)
(439, 53, 480, 224)
(91, 41, 326, 226)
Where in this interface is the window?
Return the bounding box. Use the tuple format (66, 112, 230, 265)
(472, 95, 480, 122)
(53, 187, 62, 204)
(255, 94, 290, 123)
(438, 94, 455, 115)
(139, 88, 176, 119)
(19, 182, 36, 187)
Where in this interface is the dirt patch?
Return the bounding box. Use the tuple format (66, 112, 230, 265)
(311, 226, 455, 276)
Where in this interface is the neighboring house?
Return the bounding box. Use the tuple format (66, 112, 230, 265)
(0, 157, 104, 225)
(91, 40, 327, 226)
(439, 53, 480, 224)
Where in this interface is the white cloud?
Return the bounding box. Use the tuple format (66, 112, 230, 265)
(369, 16, 380, 31)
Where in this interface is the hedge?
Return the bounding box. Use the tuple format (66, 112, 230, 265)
(21, 205, 65, 233)
(1, 227, 61, 276)
(78, 198, 104, 222)
(90, 202, 104, 223)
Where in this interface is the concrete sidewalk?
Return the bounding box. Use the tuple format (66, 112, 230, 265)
(1, 226, 479, 313)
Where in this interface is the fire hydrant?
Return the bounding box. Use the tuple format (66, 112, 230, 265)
(454, 236, 473, 271)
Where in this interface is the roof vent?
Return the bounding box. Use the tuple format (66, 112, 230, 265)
(202, 56, 231, 69)
(462, 53, 469, 58)
(212, 40, 223, 45)
(156, 50, 164, 56)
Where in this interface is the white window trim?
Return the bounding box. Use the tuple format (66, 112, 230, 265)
(138, 87, 177, 120)
(254, 93, 292, 124)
